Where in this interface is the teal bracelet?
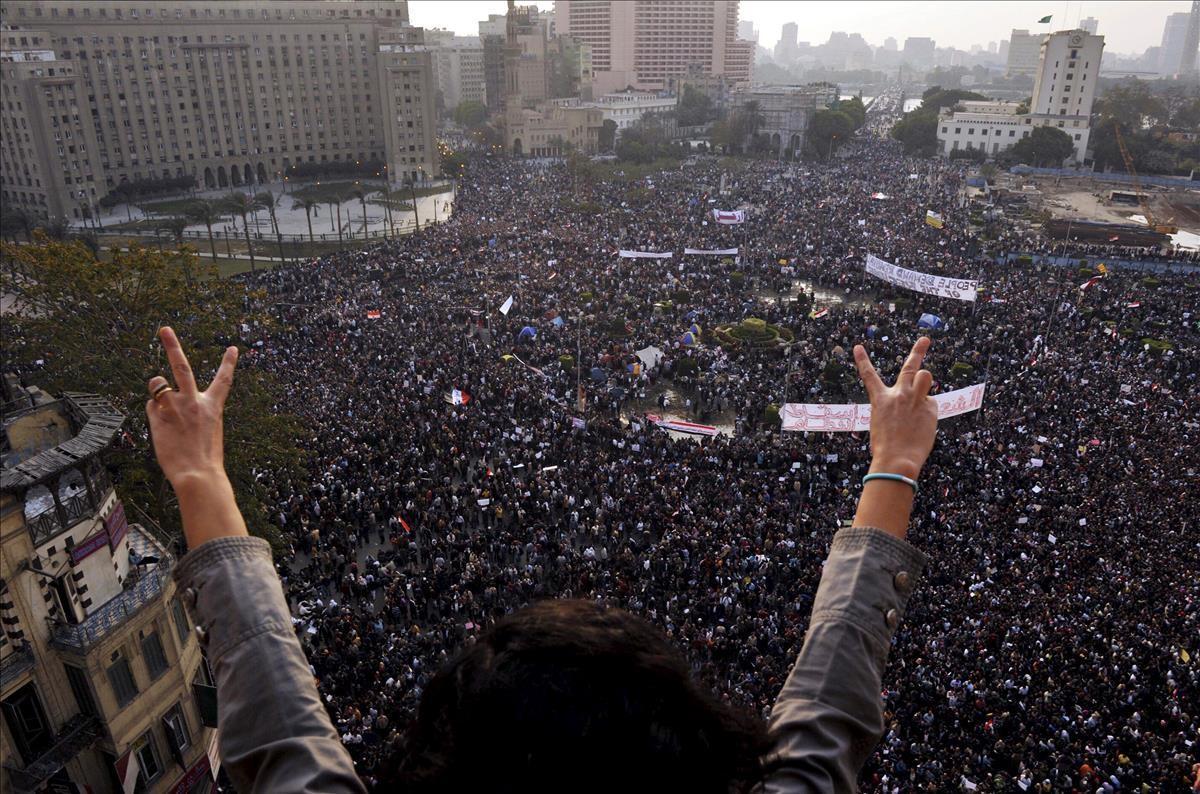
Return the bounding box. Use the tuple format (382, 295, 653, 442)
(862, 472, 918, 493)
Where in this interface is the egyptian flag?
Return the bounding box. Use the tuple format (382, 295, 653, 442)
(1079, 276, 1103, 291)
(398, 516, 412, 533)
(810, 307, 829, 319)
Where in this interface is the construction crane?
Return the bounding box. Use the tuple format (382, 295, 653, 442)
(1113, 124, 1178, 234)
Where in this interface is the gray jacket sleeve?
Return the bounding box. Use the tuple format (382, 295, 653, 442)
(762, 527, 927, 794)
(174, 536, 365, 794)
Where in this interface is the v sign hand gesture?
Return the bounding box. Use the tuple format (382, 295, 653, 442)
(146, 327, 248, 548)
(851, 337, 939, 539)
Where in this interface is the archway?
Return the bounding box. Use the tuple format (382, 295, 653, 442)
(512, 138, 523, 156)
(257, 163, 268, 185)
(204, 167, 215, 189)
(244, 164, 253, 186)
(217, 166, 228, 188)
(231, 166, 242, 187)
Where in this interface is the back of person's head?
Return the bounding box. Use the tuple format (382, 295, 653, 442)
(392, 599, 769, 793)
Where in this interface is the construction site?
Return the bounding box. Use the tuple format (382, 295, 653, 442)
(987, 169, 1200, 250)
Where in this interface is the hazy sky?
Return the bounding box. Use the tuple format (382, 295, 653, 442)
(408, 1, 1193, 56)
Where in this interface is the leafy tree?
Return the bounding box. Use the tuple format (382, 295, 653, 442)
(1, 237, 302, 550)
(1094, 81, 1168, 128)
(453, 100, 488, 129)
(675, 86, 717, 127)
(615, 117, 678, 164)
(890, 88, 988, 155)
(184, 199, 225, 262)
(833, 95, 867, 130)
(222, 192, 267, 271)
(599, 119, 618, 152)
(708, 119, 737, 154)
(808, 109, 855, 159)
(1, 206, 35, 242)
(1172, 98, 1200, 129)
(1010, 126, 1075, 167)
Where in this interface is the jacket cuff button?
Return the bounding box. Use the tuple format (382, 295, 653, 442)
(885, 608, 900, 630)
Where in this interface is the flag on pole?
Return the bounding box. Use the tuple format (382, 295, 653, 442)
(499, 295, 514, 316)
(1038, 14, 1052, 23)
(1080, 275, 1103, 291)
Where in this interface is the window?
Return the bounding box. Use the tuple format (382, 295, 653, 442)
(64, 665, 98, 717)
(162, 703, 192, 764)
(171, 599, 190, 644)
(142, 630, 169, 679)
(134, 731, 163, 784)
(107, 655, 139, 707)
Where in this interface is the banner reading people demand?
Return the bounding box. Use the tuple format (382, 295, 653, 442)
(864, 254, 978, 302)
(781, 382, 986, 432)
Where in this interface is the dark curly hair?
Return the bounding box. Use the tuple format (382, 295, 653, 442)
(386, 599, 770, 793)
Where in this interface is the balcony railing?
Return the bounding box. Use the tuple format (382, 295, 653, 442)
(50, 562, 173, 653)
(0, 645, 36, 690)
(3, 713, 100, 793)
(26, 493, 94, 547)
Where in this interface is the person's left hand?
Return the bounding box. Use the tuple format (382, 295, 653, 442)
(145, 326, 238, 488)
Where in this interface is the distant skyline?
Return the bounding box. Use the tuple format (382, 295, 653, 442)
(407, 1, 1193, 56)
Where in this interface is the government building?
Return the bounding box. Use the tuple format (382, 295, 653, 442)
(0, 0, 437, 224)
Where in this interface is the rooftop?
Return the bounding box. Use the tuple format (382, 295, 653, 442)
(1, 392, 124, 493)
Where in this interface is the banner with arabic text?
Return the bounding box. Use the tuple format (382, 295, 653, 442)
(712, 209, 745, 225)
(619, 249, 674, 259)
(683, 247, 739, 256)
(781, 383, 986, 432)
(865, 254, 977, 302)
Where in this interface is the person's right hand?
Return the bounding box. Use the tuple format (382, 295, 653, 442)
(145, 326, 238, 488)
(853, 337, 938, 481)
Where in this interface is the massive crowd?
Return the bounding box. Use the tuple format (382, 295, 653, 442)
(236, 93, 1199, 791)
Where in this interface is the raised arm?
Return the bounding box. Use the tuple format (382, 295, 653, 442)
(146, 326, 364, 794)
(762, 337, 937, 793)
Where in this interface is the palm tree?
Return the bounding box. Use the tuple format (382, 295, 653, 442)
(185, 199, 224, 261)
(350, 184, 371, 240)
(255, 190, 287, 264)
(292, 196, 320, 243)
(222, 192, 267, 272)
(323, 190, 344, 247)
(157, 215, 190, 250)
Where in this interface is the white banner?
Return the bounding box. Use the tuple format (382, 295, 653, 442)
(712, 209, 745, 225)
(864, 254, 978, 302)
(781, 383, 987, 432)
(619, 249, 674, 259)
(683, 247, 739, 256)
